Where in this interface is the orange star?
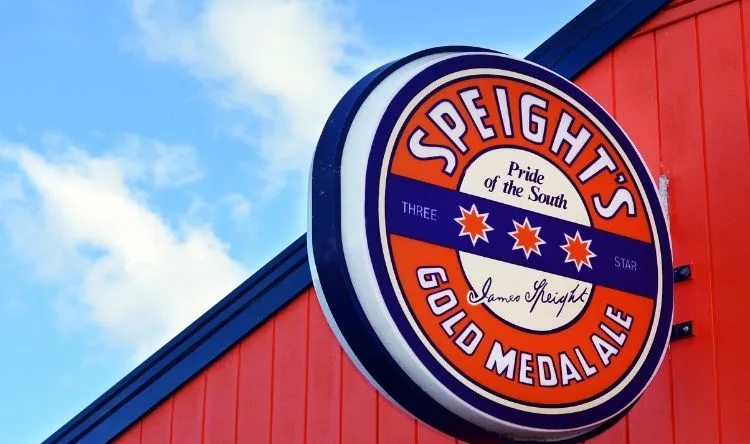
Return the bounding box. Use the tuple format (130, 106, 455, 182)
(508, 217, 546, 258)
(560, 231, 596, 271)
(454, 204, 494, 246)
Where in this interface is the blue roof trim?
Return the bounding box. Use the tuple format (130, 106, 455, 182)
(527, 0, 669, 79)
(44, 0, 668, 442)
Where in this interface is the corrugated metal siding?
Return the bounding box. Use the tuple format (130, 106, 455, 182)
(114, 1, 750, 442)
(113, 289, 469, 444)
(581, 1, 750, 442)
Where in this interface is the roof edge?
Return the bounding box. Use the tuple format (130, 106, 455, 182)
(527, 0, 670, 78)
(44, 235, 311, 444)
(44, 0, 669, 441)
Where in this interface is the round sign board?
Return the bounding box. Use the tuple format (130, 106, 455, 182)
(308, 47, 673, 443)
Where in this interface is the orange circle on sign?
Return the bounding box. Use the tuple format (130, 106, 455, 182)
(383, 75, 658, 408)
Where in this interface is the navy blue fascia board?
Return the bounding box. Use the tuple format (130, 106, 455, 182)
(526, 0, 670, 79)
(44, 235, 311, 444)
(45, 0, 671, 442)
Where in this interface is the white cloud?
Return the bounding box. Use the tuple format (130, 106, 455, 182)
(118, 134, 203, 187)
(129, 0, 376, 193)
(0, 173, 24, 201)
(0, 138, 248, 362)
(183, 193, 254, 231)
(222, 193, 252, 224)
(152, 141, 203, 187)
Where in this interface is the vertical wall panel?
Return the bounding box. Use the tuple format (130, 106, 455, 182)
(586, 420, 628, 444)
(306, 292, 342, 444)
(417, 422, 458, 444)
(377, 395, 416, 444)
(613, 33, 662, 179)
(204, 347, 239, 443)
(575, 53, 615, 114)
(656, 17, 721, 444)
(629, 366, 674, 444)
(271, 291, 310, 444)
(115, 422, 141, 444)
(236, 318, 274, 443)
(171, 374, 206, 444)
(341, 355, 378, 444)
(140, 398, 172, 444)
(697, 3, 750, 443)
(612, 32, 676, 444)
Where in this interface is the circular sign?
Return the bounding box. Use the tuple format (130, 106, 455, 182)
(308, 47, 673, 443)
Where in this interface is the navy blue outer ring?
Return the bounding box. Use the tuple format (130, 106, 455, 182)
(310, 46, 505, 444)
(308, 47, 673, 443)
(361, 53, 673, 431)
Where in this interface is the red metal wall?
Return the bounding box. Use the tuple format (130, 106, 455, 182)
(115, 289, 464, 444)
(114, 0, 750, 442)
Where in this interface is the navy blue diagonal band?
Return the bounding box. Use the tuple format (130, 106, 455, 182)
(385, 174, 658, 299)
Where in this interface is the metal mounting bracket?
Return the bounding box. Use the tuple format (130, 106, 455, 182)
(670, 265, 694, 341)
(670, 321, 693, 342)
(674, 265, 692, 282)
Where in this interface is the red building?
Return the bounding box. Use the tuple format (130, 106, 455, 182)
(46, 0, 750, 442)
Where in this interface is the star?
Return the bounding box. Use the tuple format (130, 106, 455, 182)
(508, 217, 546, 259)
(454, 204, 494, 246)
(560, 231, 597, 271)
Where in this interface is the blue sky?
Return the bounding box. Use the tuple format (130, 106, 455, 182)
(0, 1, 595, 442)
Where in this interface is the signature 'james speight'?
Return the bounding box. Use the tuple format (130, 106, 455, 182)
(467, 277, 589, 317)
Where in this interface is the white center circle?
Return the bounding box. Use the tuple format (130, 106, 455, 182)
(458, 147, 594, 332)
